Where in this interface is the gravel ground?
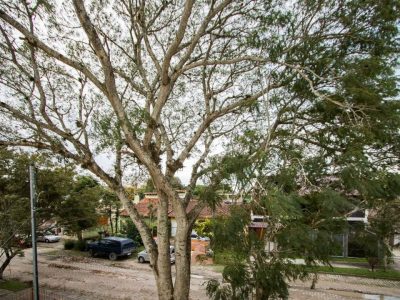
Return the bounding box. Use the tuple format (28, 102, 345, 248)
(1, 242, 400, 299)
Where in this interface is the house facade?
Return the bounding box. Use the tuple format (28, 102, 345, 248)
(120, 192, 231, 237)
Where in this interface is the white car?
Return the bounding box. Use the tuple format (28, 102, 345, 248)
(138, 246, 175, 264)
(37, 232, 61, 243)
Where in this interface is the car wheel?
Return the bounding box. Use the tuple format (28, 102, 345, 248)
(138, 256, 145, 263)
(109, 252, 117, 261)
(89, 249, 95, 257)
(45, 239, 49, 243)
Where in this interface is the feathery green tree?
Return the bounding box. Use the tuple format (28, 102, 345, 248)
(0, 1, 398, 298)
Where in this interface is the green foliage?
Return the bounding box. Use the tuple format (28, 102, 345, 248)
(0, 280, 30, 292)
(209, 194, 347, 298)
(209, 250, 310, 300)
(143, 179, 155, 193)
(120, 218, 143, 245)
(56, 175, 101, 239)
(151, 225, 158, 237)
(0, 149, 35, 246)
(170, 177, 184, 189)
(74, 240, 87, 252)
(1, 148, 102, 250)
(142, 176, 183, 193)
(313, 266, 400, 280)
(194, 186, 221, 210)
(98, 188, 121, 235)
(222, 262, 252, 299)
(213, 251, 236, 265)
(0, 148, 77, 277)
(194, 219, 213, 239)
(0, 0, 399, 298)
(205, 279, 233, 300)
(251, 257, 308, 300)
(212, 207, 251, 260)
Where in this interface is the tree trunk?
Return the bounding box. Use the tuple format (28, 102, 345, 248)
(154, 193, 174, 300)
(109, 207, 114, 235)
(383, 237, 390, 271)
(310, 272, 318, 289)
(0, 250, 15, 280)
(115, 209, 119, 234)
(173, 220, 192, 300)
(77, 230, 83, 242)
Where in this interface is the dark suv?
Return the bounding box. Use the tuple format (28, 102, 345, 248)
(87, 237, 136, 260)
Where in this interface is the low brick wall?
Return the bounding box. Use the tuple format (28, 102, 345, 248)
(191, 239, 209, 253)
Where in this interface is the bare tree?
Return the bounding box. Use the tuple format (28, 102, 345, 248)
(0, 0, 398, 299)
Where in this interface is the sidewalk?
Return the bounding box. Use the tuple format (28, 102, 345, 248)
(392, 248, 400, 271)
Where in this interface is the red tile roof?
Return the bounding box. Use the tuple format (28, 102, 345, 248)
(120, 197, 232, 219)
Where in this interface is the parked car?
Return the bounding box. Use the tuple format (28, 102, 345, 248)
(190, 233, 210, 241)
(87, 237, 136, 260)
(138, 246, 175, 264)
(37, 232, 61, 243)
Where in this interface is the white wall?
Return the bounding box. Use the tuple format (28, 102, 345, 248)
(170, 219, 177, 237)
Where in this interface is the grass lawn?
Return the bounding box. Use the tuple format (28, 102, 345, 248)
(83, 228, 103, 239)
(213, 251, 236, 265)
(0, 279, 30, 291)
(210, 264, 225, 273)
(208, 260, 400, 281)
(329, 257, 368, 263)
(313, 266, 400, 280)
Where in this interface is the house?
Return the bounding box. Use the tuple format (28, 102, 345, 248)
(338, 209, 370, 257)
(120, 192, 232, 237)
(249, 208, 371, 257)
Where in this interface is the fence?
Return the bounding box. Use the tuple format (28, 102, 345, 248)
(1, 288, 76, 300)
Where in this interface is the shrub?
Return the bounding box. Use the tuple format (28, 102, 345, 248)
(74, 240, 87, 251)
(151, 225, 157, 237)
(64, 240, 75, 250)
(195, 254, 208, 265)
(120, 219, 143, 245)
(213, 251, 236, 265)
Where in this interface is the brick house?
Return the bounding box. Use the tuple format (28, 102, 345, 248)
(120, 192, 231, 237)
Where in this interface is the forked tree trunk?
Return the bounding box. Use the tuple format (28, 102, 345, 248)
(150, 191, 194, 300)
(114, 175, 194, 299)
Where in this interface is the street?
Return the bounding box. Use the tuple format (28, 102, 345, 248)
(1, 242, 400, 299)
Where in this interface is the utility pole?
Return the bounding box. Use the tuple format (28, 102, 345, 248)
(30, 165, 39, 300)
